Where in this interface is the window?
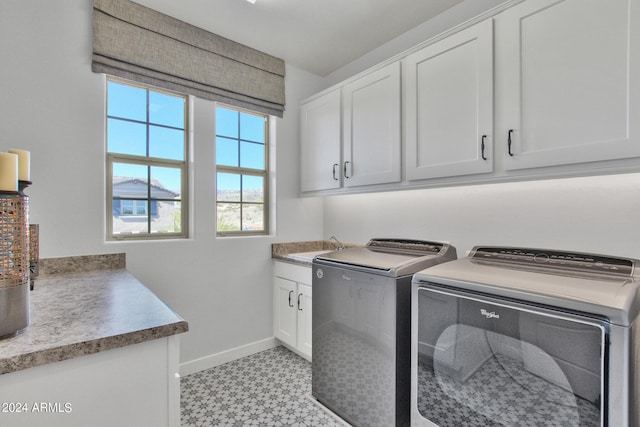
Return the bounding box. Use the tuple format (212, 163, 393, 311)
(119, 200, 147, 216)
(106, 79, 188, 240)
(215, 105, 269, 236)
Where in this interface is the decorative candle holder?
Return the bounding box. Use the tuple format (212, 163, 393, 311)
(29, 224, 39, 290)
(0, 184, 30, 337)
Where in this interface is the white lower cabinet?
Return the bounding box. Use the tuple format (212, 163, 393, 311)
(273, 261, 313, 360)
(0, 336, 180, 427)
(296, 283, 313, 358)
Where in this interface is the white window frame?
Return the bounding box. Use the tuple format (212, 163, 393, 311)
(105, 77, 189, 241)
(215, 104, 270, 237)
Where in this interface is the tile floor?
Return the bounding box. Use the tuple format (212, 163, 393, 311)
(180, 346, 345, 426)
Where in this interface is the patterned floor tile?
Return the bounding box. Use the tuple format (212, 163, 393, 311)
(181, 346, 344, 427)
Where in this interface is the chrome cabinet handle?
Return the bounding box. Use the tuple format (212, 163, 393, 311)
(297, 293, 303, 311)
(344, 161, 351, 179)
(481, 135, 487, 160)
(288, 290, 294, 308)
(507, 129, 514, 156)
(332, 163, 339, 180)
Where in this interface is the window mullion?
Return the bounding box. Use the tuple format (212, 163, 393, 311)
(146, 165, 151, 234)
(146, 88, 151, 158)
(239, 171, 244, 231)
(146, 89, 152, 234)
(237, 111, 241, 168)
(216, 165, 265, 176)
(108, 153, 185, 168)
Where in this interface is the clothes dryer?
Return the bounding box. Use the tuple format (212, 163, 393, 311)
(411, 247, 640, 427)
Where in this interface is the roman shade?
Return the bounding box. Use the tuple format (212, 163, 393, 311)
(92, 0, 286, 117)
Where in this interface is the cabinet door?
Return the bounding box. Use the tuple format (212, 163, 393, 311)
(496, 0, 640, 170)
(296, 283, 313, 360)
(300, 89, 341, 192)
(342, 62, 401, 187)
(405, 19, 494, 180)
(274, 277, 297, 348)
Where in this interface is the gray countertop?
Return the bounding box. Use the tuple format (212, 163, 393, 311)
(271, 240, 360, 266)
(272, 240, 335, 266)
(0, 268, 188, 375)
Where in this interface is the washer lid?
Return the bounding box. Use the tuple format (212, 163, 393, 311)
(314, 238, 456, 277)
(413, 247, 640, 326)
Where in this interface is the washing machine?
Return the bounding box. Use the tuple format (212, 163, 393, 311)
(411, 246, 640, 427)
(313, 238, 457, 426)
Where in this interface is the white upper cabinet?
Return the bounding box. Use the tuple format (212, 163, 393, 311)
(342, 62, 402, 187)
(300, 0, 640, 195)
(404, 19, 494, 180)
(300, 89, 341, 192)
(496, 0, 640, 170)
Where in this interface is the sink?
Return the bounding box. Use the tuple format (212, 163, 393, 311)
(286, 250, 333, 263)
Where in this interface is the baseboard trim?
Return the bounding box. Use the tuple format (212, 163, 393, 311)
(179, 337, 277, 376)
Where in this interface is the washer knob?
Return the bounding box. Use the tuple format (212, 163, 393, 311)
(534, 253, 549, 263)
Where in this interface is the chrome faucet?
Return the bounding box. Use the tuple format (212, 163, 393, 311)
(329, 235, 346, 251)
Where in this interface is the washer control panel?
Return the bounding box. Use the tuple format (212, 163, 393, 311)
(471, 246, 634, 278)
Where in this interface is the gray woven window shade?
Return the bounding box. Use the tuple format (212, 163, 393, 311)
(92, 0, 285, 117)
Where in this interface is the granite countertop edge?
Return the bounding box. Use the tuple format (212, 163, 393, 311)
(271, 240, 360, 266)
(0, 254, 189, 376)
(0, 322, 188, 376)
(271, 254, 316, 266)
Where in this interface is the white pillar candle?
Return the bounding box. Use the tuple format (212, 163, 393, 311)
(8, 149, 30, 181)
(0, 152, 18, 191)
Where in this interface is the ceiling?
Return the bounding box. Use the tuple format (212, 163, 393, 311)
(131, 0, 464, 76)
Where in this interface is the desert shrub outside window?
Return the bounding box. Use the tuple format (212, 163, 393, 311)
(215, 105, 269, 236)
(106, 79, 188, 240)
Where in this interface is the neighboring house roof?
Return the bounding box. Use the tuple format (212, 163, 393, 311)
(113, 177, 180, 198)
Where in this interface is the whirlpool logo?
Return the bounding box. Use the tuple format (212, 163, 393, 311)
(480, 308, 500, 319)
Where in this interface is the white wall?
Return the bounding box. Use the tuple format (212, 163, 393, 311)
(323, 174, 640, 259)
(324, 0, 510, 86)
(0, 0, 324, 365)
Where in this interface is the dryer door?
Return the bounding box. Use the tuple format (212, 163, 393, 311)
(413, 284, 606, 427)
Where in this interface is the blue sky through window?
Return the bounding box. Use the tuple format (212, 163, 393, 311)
(108, 81, 185, 194)
(107, 82, 266, 194)
(215, 106, 266, 192)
